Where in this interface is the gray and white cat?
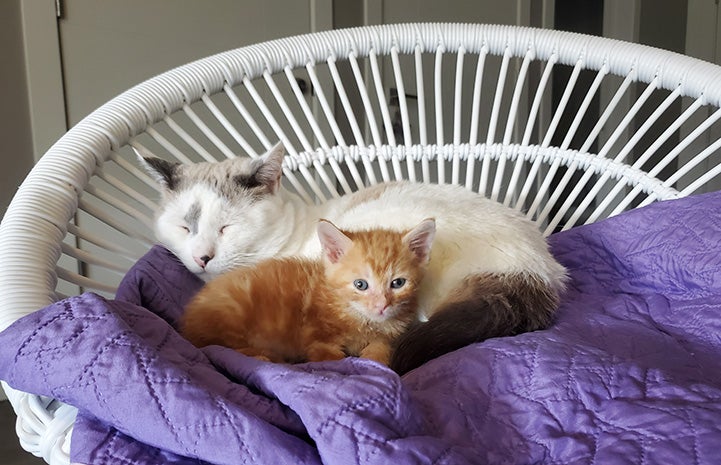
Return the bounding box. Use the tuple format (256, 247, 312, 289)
(139, 143, 567, 374)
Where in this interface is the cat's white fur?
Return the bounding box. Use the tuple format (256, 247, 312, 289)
(140, 143, 567, 320)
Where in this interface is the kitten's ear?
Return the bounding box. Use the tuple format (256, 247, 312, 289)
(403, 218, 436, 264)
(317, 220, 353, 264)
(136, 153, 181, 191)
(247, 142, 285, 194)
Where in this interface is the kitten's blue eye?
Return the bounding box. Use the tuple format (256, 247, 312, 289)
(391, 278, 406, 289)
(353, 279, 369, 291)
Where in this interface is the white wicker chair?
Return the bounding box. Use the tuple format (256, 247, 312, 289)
(2, 23, 721, 464)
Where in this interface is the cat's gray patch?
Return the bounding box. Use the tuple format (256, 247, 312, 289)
(142, 145, 285, 210)
(214, 172, 265, 200)
(184, 202, 201, 234)
(172, 157, 272, 204)
(233, 173, 264, 190)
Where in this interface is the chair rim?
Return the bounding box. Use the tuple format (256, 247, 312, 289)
(45, 23, 721, 155)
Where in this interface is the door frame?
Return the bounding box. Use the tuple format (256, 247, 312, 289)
(20, 0, 66, 162)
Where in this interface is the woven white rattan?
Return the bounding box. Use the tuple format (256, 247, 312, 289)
(2, 23, 721, 464)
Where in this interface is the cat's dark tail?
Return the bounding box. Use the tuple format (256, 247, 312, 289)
(389, 273, 563, 375)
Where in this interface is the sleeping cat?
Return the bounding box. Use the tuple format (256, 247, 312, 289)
(181, 218, 436, 365)
(139, 143, 568, 374)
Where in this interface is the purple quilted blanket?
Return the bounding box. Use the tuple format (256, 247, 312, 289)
(2, 191, 721, 465)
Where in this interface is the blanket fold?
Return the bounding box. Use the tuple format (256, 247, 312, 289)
(2, 191, 721, 464)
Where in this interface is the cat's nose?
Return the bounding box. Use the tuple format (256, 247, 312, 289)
(194, 254, 214, 268)
(377, 304, 391, 316)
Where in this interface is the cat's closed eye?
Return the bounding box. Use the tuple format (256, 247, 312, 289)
(179, 225, 190, 234)
(219, 225, 230, 235)
(390, 278, 406, 289)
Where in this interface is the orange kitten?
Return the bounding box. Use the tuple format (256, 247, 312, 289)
(181, 218, 436, 366)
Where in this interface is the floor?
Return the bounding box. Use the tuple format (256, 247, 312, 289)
(0, 401, 46, 465)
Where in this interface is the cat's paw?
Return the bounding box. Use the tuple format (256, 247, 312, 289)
(236, 347, 274, 362)
(360, 341, 391, 366)
(306, 343, 346, 362)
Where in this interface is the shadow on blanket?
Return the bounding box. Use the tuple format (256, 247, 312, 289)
(1, 191, 721, 465)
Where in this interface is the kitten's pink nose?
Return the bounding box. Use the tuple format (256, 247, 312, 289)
(193, 254, 214, 269)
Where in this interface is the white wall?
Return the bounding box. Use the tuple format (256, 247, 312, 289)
(0, 0, 34, 218)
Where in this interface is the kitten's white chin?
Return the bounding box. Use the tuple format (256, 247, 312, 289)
(365, 309, 395, 323)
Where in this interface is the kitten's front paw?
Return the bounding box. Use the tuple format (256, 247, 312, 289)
(236, 346, 274, 362)
(360, 341, 391, 366)
(307, 343, 346, 362)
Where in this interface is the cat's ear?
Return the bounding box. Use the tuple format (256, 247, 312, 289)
(137, 154, 181, 191)
(403, 218, 436, 264)
(317, 220, 353, 264)
(247, 142, 285, 194)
